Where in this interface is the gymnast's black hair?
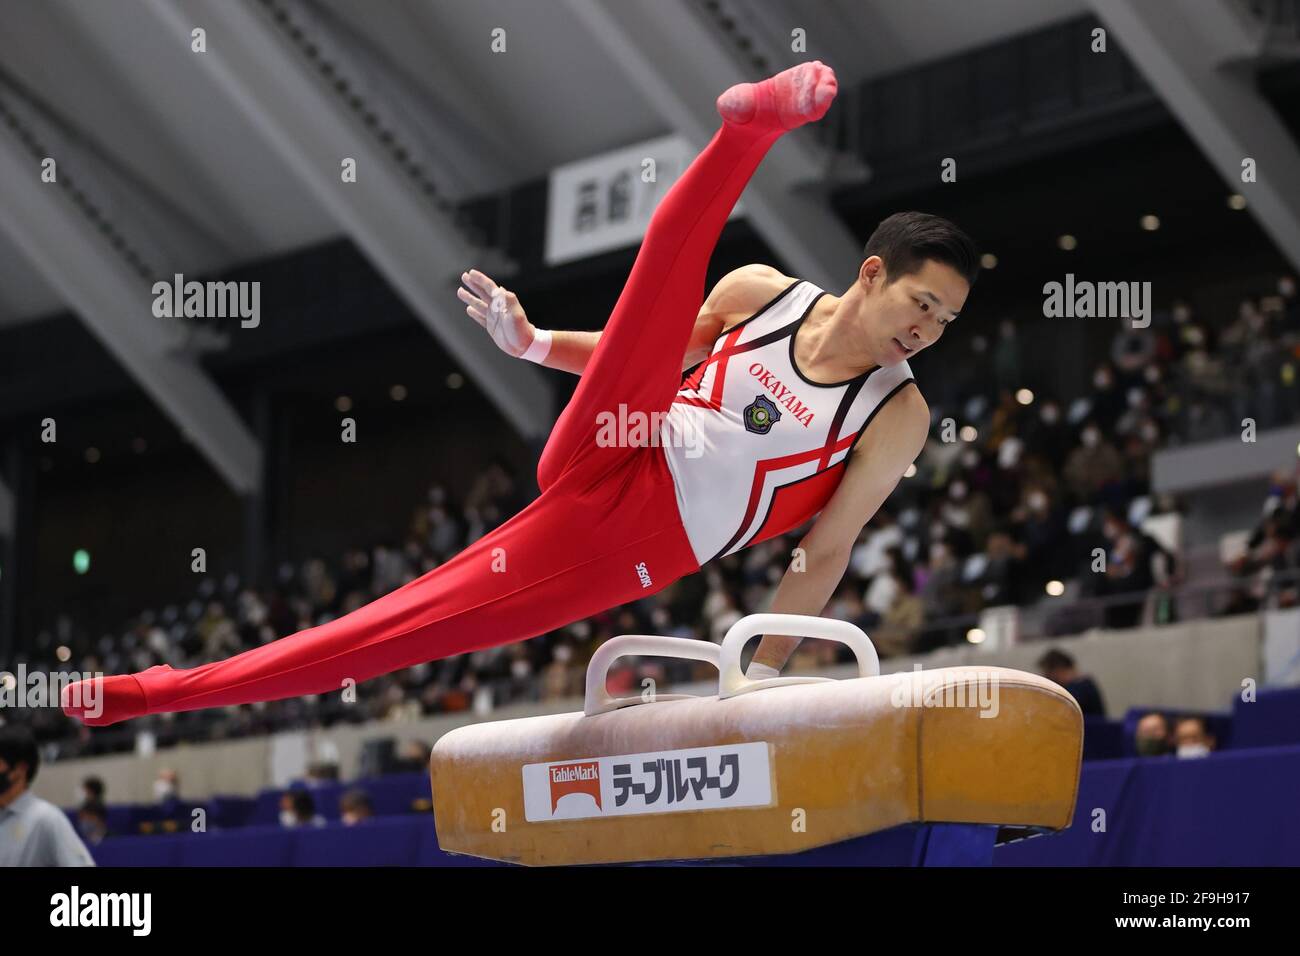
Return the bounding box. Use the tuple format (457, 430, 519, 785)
(863, 211, 980, 286)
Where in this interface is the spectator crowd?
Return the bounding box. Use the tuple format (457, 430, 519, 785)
(7, 275, 1300, 755)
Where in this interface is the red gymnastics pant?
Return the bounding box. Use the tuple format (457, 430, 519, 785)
(67, 89, 802, 725)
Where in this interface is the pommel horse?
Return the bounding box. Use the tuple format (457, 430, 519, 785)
(430, 614, 1082, 865)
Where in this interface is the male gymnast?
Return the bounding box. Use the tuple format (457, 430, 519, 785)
(63, 61, 977, 726)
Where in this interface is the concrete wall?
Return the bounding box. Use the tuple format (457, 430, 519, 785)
(875, 613, 1260, 718)
(1152, 424, 1300, 495)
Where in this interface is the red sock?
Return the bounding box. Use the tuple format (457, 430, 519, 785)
(716, 60, 838, 133)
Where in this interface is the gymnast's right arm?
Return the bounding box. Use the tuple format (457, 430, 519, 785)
(458, 264, 785, 375)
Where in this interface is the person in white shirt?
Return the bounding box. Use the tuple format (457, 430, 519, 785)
(0, 725, 96, 867)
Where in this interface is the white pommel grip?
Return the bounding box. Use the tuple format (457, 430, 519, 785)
(520, 327, 552, 364)
(746, 661, 781, 680)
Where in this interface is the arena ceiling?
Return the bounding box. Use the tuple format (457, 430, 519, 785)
(0, 0, 1086, 329)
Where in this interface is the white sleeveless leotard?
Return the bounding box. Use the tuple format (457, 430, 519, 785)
(660, 279, 916, 565)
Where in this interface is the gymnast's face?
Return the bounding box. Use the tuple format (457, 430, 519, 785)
(858, 257, 969, 366)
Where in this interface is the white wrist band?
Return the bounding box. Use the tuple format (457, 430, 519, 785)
(746, 662, 781, 681)
(521, 328, 552, 364)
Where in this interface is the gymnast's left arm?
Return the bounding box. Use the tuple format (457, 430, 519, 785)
(747, 384, 930, 675)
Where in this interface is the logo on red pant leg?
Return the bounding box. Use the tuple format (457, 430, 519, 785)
(549, 760, 601, 812)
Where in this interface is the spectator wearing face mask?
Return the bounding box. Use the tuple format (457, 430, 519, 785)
(0, 726, 96, 866)
(1012, 483, 1070, 587)
(705, 586, 744, 644)
(506, 643, 537, 701)
(988, 435, 1027, 515)
(1173, 716, 1217, 759)
(941, 478, 993, 552)
(279, 789, 326, 828)
(1240, 515, 1293, 578)
(77, 802, 110, 846)
(1064, 422, 1124, 500)
(393, 739, 432, 772)
(986, 389, 1022, 450)
(870, 554, 924, 658)
(1036, 649, 1106, 716)
(1221, 298, 1266, 357)
(1094, 509, 1177, 628)
(917, 541, 963, 651)
(1230, 471, 1300, 581)
(863, 550, 901, 627)
(1088, 363, 1125, 432)
(1111, 325, 1157, 378)
(339, 789, 374, 826)
(1025, 400, 1073, 464)
(153, 768, 180, 805)
(1167, 300, 1216, 360)
(979, 528, 1028, 606)
(426, 505, 462, 560)
(1134, 711, 1172, 757)
(849, 511, 903, 582)
(541, 643, 578, 700)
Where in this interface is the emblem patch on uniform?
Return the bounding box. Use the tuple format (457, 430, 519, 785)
(743, 394, 782, 435)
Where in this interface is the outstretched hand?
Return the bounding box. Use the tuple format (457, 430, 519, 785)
(457, 269, 537, 358)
